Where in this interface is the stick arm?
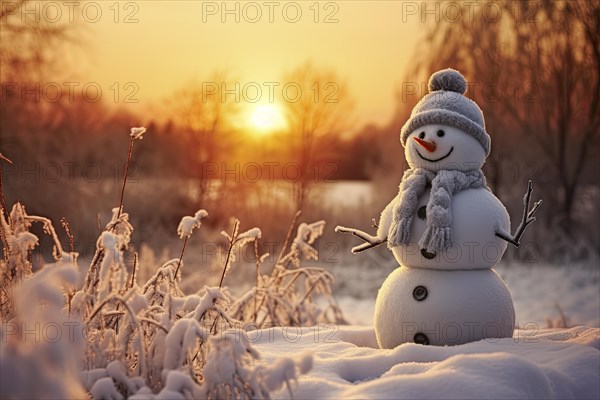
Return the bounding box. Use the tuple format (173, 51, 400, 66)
(495, 180, 543, 247)
(335, 225, 387, 254)
(336, 194, 398, 254)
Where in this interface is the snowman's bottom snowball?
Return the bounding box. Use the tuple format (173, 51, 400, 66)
(375, 266, 515, 348)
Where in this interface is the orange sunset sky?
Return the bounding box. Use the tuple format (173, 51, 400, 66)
(62, 1, 427, 130)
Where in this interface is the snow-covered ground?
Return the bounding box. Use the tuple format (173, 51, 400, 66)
(254, 325, 599, 399)
(135, 242, 600, 399)
(248, 262, 600, 399)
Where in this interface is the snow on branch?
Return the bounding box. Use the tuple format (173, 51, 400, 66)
(130, 127, 147, 140)
(177, 209, 208, 239)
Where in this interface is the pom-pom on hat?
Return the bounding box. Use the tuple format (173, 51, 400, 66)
(400, 68, 491, 155)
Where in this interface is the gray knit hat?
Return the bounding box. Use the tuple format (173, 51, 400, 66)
(400, 68, 490, 155)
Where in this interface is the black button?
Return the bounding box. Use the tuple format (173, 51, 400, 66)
(412, 285, 428, 301)
(417, 206, 426, 219)
(421, 248, 436, 259)
(414, 333, 430, 345)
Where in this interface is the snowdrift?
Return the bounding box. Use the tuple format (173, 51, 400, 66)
(254, 325, 600, 399)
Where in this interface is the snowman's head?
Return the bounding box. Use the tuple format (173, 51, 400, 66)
(400, 69, 491, 168)
(405, 124, 486, 171)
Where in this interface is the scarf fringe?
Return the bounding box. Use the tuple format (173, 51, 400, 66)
(388, 168, 486, 254)
(388, 217, 413, 248)
(419, 226, 452, 252)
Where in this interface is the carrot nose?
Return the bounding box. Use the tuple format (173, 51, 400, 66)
(413, 137, 437, 152)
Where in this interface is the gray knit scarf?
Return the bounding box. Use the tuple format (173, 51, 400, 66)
(388, 168, 487, 252)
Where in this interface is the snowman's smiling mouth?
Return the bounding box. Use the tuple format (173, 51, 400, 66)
(416, 147, 454, 162)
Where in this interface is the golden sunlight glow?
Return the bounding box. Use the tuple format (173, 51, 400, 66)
(250, 105, 286, 133)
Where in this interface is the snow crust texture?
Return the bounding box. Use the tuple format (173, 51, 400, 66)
(255, 325, 600, 399)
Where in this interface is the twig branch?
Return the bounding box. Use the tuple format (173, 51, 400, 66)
(276, 210, 302, 265)
(210, 220, 241, 334)
(253, 239, 260, 321)
(24, 215, 66, 260)
(174, 236, 188, 278)
(335, 225, 386, 254)
(129, 252, 138, 289)
(60, 217, 75, 255)
(496, 180, 543, 247)
(0, 153, 13, 224)
(117, 137, 135, 219)
(86, 290, 137, 323)
(138, 317, 169, 334)
(218, 219, 239, 289)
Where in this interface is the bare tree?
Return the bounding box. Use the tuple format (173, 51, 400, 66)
(501, 1, 600, 234)
(0, 0, 76, 83)
(415, 0, 600, 253)
(1, 0, 80, 156)
(169, 72, 241, 205)
(280, 62, 353, 211)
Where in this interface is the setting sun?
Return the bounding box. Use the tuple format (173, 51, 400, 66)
(250, 104, 286, 133)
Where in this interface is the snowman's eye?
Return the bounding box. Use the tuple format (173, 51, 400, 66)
(418, 132, 425, 139)
(437, 130, 445, 137)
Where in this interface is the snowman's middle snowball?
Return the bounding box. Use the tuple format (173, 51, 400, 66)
(380, 187, 510, 271)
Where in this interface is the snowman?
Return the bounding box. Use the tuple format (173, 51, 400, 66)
(336, 69, 542, 348)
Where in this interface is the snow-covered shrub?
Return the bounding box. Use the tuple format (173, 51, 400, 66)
(72, 208, 312, 399)
(202, 331, 312, 399)
(5, 205, 310, 399)
(0, 202, 77, 320)
(231, 216, 346, 328)
(0, 127, 321, 399)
